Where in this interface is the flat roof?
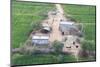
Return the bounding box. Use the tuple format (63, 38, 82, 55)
(60, 21, 74, 25)
(32, 35, 49, 40)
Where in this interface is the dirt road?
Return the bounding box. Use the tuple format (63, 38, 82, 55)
(49, 13, 62, 42)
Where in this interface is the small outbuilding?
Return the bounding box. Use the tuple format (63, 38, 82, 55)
(32, 35, 49, 45)
(41, 23, 51, 33)
(41, 26, 51, 33)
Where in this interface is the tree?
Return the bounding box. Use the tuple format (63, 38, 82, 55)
(81, 40, 95, 51)
(80, 40, 96, 57)
(52, 40, 64, 54)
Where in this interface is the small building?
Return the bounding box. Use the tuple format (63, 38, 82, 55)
(32, 35, 49, 45)
(59, 21, 79, 35)
(41, 23, 51, 33)
(41, 26, 51, 33)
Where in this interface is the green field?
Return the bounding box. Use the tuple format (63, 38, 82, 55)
(12, 1, 54, 48)
(63, 5, 96, 23)
(63, 4, 96, 41)
(12, 53, 76, 65)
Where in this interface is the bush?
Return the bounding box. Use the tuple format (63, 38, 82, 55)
(81, 40, 95, 51)
(80, 40, 96, 57)
(31, 22, 42, 31)
(52, 40, 64, 54)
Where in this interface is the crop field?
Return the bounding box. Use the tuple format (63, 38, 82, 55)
(12, 1, 54, 48)
(63, 4, 96, 41)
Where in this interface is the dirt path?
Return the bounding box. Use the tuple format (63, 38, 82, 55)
(49, 12, 62, 42)
(55, 4, 64, 15)
(49, 4, 68, 42)
(55, 4, 67, 21)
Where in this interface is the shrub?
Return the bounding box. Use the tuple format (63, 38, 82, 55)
(80, 40, 96, 57)
(81, 40, 95, 51)
(52, 40, 64, 54)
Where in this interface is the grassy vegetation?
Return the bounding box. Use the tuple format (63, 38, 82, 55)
(78, 56, 96, 62)
(63, 4, 96, 40)
(12, 1, 54, 48)
(81, 40, 96, 51)
(63, 5, 96, 23)
(83, 24, 96, 40)
(52, 41, 64, 54)
(12, 53, 76, 65)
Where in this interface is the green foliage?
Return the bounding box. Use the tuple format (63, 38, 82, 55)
(83, 24, 96, 40)
(56, 54, 76, 63)
(63, 5, 96, 23)
(12, 53, 76, 65)
(62, 54, 76, 62)
(81, 40, 95, 51)
(52, 40, 64, 54)
(12, 54, 57, 65)
(78, 56, 96, 62)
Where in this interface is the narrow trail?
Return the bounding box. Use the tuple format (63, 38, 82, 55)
(55, 4, 64, 15)
(55, 4, 67, 21)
